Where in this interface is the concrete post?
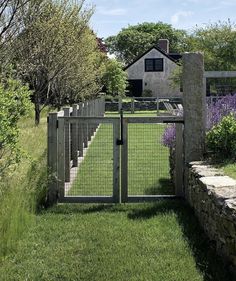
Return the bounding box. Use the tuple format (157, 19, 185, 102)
(183, 53, 206, 164)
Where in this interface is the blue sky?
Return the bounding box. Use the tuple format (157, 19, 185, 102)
(88, 0, 236, 38)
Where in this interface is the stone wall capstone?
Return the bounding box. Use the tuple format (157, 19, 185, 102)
(186, 161, 236, 273)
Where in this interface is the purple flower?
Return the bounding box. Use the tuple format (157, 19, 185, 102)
(162, 124, 176, 148)
(162, 93, 236, 148)
(207, 94, 236, 130)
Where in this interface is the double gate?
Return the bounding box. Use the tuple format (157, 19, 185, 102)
(57, 115, 184, 203)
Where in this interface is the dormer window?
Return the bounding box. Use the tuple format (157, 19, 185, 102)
(145, 58, 163, 72)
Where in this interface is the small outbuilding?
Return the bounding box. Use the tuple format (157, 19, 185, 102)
(124, 39, 182, 97)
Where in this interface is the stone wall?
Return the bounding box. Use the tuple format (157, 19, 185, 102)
(186, 161, 236, 272)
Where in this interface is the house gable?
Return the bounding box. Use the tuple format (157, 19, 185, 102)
(125, 46, 182, 98)
(124, 46, 178, 71)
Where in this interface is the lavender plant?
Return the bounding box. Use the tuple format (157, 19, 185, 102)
(162, 94, 236, 149)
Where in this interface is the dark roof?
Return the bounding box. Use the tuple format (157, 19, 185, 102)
(169, 53, 182, 61)
(124, 46, 182, 70)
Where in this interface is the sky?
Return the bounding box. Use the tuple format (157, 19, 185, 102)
(88, 0, 236, 38)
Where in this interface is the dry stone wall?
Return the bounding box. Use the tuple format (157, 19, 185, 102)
(186, 161, 236, 272)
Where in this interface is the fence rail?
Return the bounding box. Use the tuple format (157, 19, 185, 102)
(47, 97, 105, 205)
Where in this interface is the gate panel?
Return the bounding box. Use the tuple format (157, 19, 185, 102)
(121, 117, 181, 202)
(58, 117, 120, 203)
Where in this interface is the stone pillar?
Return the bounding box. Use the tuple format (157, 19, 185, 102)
(183, 53, 206, 164)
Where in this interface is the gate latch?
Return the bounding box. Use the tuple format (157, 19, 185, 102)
(117, 108, 124, 146)
(116, 139, 123, 145)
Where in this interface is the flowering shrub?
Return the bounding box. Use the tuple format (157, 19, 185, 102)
(162, 124, 176, 148)
(162, 94, 236, 150)
(207, 114, 236, 158)
(207, 94, 236, 130)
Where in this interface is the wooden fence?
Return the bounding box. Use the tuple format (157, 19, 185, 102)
(47, 97, 105, 205)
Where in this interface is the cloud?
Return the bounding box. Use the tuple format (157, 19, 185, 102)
(171, 11, 194, 25)
(97, 7, 127, 16)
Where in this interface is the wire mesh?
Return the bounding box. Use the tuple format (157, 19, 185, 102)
(66, 122, 113, 197)
(127, 123, 174, 196)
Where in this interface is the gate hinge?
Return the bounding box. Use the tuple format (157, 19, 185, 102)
(116, 139, 123, 146)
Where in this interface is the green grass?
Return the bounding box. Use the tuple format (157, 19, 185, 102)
(69, 117, 172, 196)
(214, 159, 236, 179)
(0, 113, 48, 258)
(0, 201, 233, 281)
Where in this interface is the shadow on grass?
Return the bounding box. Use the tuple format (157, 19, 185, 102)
(144, 178, 174, 195)
(128, 200, 234, 281)
(46, 186, 233, 280)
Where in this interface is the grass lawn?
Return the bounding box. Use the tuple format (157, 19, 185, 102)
(69, 113, 172, 196)
(1, 111, 234, 281)
(215, 160, 236, 180)
(0, 201, 233, 281)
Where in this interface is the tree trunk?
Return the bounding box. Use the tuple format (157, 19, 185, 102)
(35, 103, 41, 126)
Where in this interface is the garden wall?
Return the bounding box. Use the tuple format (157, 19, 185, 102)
(186, 161, 236, 272)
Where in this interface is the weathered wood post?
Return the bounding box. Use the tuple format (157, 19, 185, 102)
(63, 107, 71, 182)
(47, 112, 58, 205)
(78, 103, 84, 157)
(131, 97, 135, 114)
(71, 104, 78, 167)
(156, 97, 159, 116)
(83, 101, 88, 148)
(183, 52, 206, 196)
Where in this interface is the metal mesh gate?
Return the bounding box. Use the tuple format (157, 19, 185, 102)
(58, 117, 120, 203)
(127, 123, 173, 196)
(55, 116, 183, 203)
(121, 117, 183, 202)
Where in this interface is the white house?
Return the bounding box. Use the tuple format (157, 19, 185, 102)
(124, 39, 182, 97)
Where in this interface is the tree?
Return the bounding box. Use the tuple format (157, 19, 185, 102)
(103, 59, 127, 96)
(188, 20, 236, 94)
(105, 22, 189, 64)
(13, 0, 105, 124)
(189, 20, 236, 71)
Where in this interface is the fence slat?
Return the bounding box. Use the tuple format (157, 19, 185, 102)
(63, 108, 70, 182)
(57, 118, 65, 200)
(78, 103, 84, 157)
(71, 105, 78, 167)
(47, 112, 58, 205)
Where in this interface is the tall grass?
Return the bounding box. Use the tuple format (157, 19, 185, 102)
(0, 113, 48, 259)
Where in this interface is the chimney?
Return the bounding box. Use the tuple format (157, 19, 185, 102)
(158, 39, 169, 53)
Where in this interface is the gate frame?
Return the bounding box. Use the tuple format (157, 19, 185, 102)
(57, 117, 120, 203)
(121, 116, 184, 203)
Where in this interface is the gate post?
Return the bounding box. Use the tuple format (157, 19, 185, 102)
(182, 53, 206, 195)
(47, 112, 58, 205)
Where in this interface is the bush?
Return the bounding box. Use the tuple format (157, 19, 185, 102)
(0, 77, 31, 177)
(206, 114, 236, 158)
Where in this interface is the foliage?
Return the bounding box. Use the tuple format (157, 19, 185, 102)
(13, 0, 105, 124)
(189, 20, 236, 71)
(162, 124, 176, 148)
(0, 76, 31, 177)
(103, 59, 127, 96)
(0, 114, 47, 259)
(163, 94, 236, 152)
(105, 22, 189, 64)
(207, 94, 236, 130)
(0, 0, 30, 63)
(206, 114, 236, 158)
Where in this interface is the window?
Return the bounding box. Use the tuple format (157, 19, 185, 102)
(145, 58, 163, 72)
